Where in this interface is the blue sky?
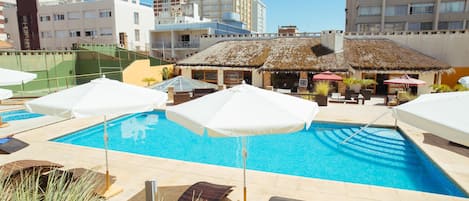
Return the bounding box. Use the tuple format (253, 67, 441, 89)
(263, 0, 346, 33)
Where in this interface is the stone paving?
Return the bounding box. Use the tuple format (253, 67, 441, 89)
(0, 97, 468, 201)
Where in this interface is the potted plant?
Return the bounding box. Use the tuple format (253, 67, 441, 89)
(142, 77, 156, 86)
(343, 77, 358, 100)
(314, 81, 330, 106)
(431, 84, 452, 93)
(359, 79, 377, 100)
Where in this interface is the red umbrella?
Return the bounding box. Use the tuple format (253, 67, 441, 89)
(384, 75, 426, 86)
(312, 71, 343, 81)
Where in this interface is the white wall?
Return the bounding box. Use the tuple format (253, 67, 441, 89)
(3, 7, 19, 49)
(37, 0, 115, 49)
(114, 0, 154, 51)
(252, 70, 263, 87)
(346, 31, 469, 67)
(4, 0, 153, 50)
(181, 68, 192, 78)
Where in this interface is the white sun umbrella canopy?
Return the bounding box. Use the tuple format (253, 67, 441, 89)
(393, 91, 469, 147)
(150, 75, 218, 92)
(458, 76, 469, 88)
(0, 68, 37, 86)
(25, 77, 168, 118)
(166, 83, 319, 201)
(0, 88, 13, 100)
(25, 77, 168, 191)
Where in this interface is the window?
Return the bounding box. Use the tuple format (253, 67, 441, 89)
(84, 10, 97, 19)
(438, 21, 464, 30)
(408, 22, 433, 31)
(383, 23, 405, 32)
(133, 12, 139, 24)
(84, 29, 97, 37)
(192, 70, 217, 84)
(69, 30, 81, 37)
(410, 3, 434, 15)
(99, 10, 112, 18)
(55, 30, 67, 38)
(53, 14, 65, 21)
(40, 31, 52, 38)
(39, 15, 51, 22)
(134, 29, 140, 41)
(440, 1, 465, 13)
(67, 12, 80, 20)
(385, 5, 407, 16)
(100, 28, 113, 36)
(358, 6, 381, 16)
(224, 71, 251, 85)
(357, 23, 380, 32)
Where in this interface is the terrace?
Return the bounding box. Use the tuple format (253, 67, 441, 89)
(1, 97, 468, 201)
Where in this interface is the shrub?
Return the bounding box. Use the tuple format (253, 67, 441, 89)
(453, 84, 469, 91)
(142, 77, 156, 86)
(314, 81, 330, 96)
(359, 79, 377, 89)
(0, 169, 101, 201)
(343, 77, 359, 89)
(431, 84, 453, 93)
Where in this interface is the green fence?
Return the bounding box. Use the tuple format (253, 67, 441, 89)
(0, 46, 169, 97)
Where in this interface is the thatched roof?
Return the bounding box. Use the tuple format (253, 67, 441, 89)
(344, 39, 451, 72)
(177, 37, 451, 72)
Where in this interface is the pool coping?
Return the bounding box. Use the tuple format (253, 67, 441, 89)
(5, 104, 469, 201)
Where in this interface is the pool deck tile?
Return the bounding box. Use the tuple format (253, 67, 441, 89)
(1, 97, 469, 201)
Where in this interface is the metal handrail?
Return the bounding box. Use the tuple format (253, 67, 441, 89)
(340, 111, 391, 145)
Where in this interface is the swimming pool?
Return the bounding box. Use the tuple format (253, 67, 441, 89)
(0, 109, 44, 122)
(53, 111, 467, 197)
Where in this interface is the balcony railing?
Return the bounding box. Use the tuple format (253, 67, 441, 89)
(152, 41, 200, 49)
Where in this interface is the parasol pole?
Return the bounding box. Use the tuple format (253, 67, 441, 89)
(242, 136, 247, 201)
(104, 115, 111, 190)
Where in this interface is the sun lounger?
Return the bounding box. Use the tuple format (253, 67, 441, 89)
(269, 196, 304, 201)
(0, 137, 29, 154)
(0, 160, 63, 178)
(173, 92, 192, 105)
(40, 167, 117, 196)
(193, 88, 216, 99)
(178, 181, 234, 201)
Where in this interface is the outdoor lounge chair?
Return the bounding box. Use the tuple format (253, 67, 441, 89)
(269, 196, 304, 201)
(178, 181, 234, 201)
(40, 167, 117, 196)
(127, 181, 234, 201)
(192, 88, 216, 99)
(0, 137, 29, 154)
(173, 92, 192, 105)
(0, 160, 63, 178)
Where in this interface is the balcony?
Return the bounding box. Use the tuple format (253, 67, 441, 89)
(152, 41, 200, 49)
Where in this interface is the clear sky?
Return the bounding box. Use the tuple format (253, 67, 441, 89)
(263, 0, 346, 33)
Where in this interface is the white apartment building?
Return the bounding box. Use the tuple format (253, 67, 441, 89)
(0, 0, 15, 41)
(4, 0, 154, 50)
(251, 0, 266, 33)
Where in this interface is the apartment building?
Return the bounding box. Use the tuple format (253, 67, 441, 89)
(4, 0, 154, 50)
(251, 0, 266, 33)
(0, 0, 15, 41)
(154, 0, 265, 32)
(150, 2, 250, 60)
(346, 0, 469, 32)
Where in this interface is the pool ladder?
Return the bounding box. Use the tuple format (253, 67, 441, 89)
(340, 111, 392, 145)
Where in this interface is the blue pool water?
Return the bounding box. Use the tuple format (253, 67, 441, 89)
(0, 110, 44, 122)
(53, 111, 467, 197)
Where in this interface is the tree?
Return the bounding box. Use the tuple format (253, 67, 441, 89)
(142, 77, 156, 86)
